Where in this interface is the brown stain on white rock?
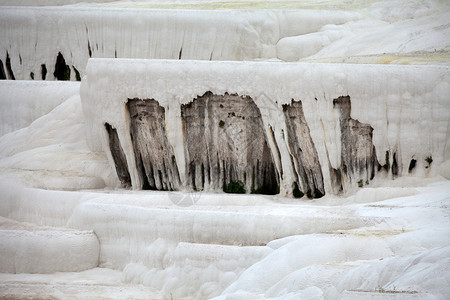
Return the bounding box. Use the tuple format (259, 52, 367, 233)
(127, 98, 181, 191)
(333, 96, 378, 192)
(181, 92, 279, 194)
(283, 100, 325, 198)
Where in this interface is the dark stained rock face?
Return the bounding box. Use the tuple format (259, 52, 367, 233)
(127, 98, 181, 191)
(105, 122, 131, 187)
(283, 100, 324, 198)
(181, 92, 279, 194)
(333, 96, 378, 192)
(105, 94, 381, 196)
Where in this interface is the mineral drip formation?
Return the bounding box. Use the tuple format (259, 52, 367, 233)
(81, 59, 449, 198)
(104, 93, 379, 198)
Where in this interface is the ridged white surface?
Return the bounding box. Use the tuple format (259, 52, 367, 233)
(0, 178, 448, 298)
(0, 81, 79, 136)
(0, 217, 99, 274)
(0, 7, 357, 80)
(0, 0, 449, 298)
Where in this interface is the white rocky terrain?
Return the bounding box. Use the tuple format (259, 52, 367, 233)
(0, 0, 449, 299)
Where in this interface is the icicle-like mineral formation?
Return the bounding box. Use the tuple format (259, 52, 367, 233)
(80, 59, 449, 197)
(0, 7, 358, 80)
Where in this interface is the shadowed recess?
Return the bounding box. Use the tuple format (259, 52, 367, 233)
(5, 52, 15, 80)
(53, 52, 71, 81)
(0, 59, 6, 80)
(41, 64, 47, 80)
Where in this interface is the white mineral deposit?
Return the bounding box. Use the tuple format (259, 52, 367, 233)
(0, 0, 449, 299)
